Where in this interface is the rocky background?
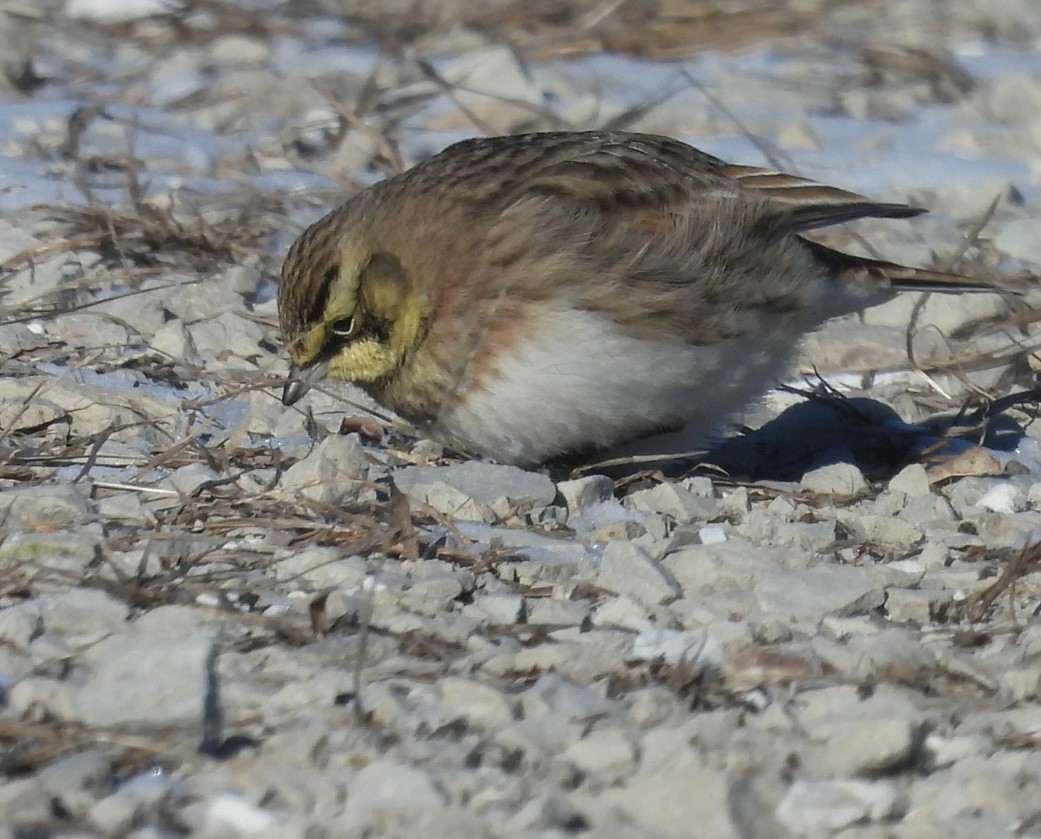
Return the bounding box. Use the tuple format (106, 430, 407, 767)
(3, 1, 1041, 837)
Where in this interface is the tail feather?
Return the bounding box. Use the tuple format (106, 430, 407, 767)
(722, 161, 1028, 295)
(802, 238, 1013, 294)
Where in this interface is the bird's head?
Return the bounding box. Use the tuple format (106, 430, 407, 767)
(277, 214, 430, 406)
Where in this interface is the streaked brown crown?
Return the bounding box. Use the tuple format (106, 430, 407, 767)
(278, 200, 363, 342)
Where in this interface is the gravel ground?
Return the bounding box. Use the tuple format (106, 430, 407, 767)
(3, 2, 1041, 838)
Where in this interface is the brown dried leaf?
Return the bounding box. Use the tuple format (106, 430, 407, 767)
(925, 445, 1003, 484)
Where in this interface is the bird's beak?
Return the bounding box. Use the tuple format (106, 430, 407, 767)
(281, 359, 330, 406)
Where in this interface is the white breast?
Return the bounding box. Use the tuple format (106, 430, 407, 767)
(432, 307, 810, 465)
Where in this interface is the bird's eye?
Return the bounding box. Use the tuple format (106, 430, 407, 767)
(329, 317, 355, 338)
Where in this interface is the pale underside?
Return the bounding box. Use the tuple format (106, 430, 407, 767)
(428, 302, 869, 465)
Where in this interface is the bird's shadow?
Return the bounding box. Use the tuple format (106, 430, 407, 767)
(705, 396, 1024, 483)
(568, 387, 1035, 484)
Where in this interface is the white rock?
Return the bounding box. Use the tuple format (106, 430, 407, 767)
(801, 462, 869, 495)
(887, 558, 926, 575)
(568, 498, 650, 540)
(394, 461, 555, 521)
(160, 274, 242, 323)
(519, 672, 615, 722)
(210, 35, 269, 66)
(91, 288, 167, 337)
(999, 664, 1041, 702)
(200, 793, 279, 834)
(416, 480, 493, 522)
(271, 546, 367, 589)
(885, 588, 945, 624)
(161, 463, 221, 496)
(436, 676, 514, 729)
(923, 733, 991, 770)
(400, 574, 466, 612)
(594, 746, 735, 838)
(66, 0, 173, 21)
(0, 602, 42, 648)
(663, 541, 787, 599)
(340, 760, 444, 826)
(69, 631, 215, 730)
(7, 677, 77, 721)
(149, 320, 197, 361)
(0, 485, 94, 527)
(976, 483, 1025, 514)
(0, 323, 48, 356)
(468, 593, 524, 624)
(798, 685, 924, 774)
(898, 752, 1035, 835)
(37, 749, 109, 819)
(0, 777, 51, 825)
(557, 475, 614, 518)
(839, 513, 923, 550)
(89, 768, 176, 834)
(684, 476, 715, 496)
(1, 530, 104, 579)
(187, 312, 266, 363)
(47, 313, 133, 349)
(630, 627, 724, 670)
(496, 716, 577, 757)
(591, 596, 653, 631)
(698, 524, 728, 544)
(36, 589, 130, 647)
(626, 482, 719, 524)
(812, 627, 948, 687)
(562, 727, 636, 775)
(96, 489, 157, 528)
(280, 433, 369, 505)
(889, 463, 932, 497)
(595, 541, 679, 605)
(0, 379, 183, 445)
(525, 597, 590, 627)
(777, 779, 900, 834)
(755, 566, 884, 620)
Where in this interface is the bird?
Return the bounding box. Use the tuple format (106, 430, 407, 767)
(278, 130, 1005, 467)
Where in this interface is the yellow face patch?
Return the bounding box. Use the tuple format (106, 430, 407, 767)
(297, 250, 430, 384)
(326, 337, 400, 382)
(324, 293, 431, 382)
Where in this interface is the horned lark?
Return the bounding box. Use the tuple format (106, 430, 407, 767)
(278, 130, 1001, 465)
